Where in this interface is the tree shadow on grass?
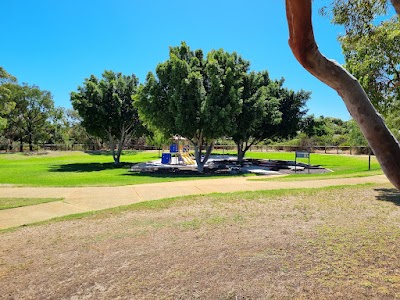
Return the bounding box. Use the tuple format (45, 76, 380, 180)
(49, 162, 133, 173)
(124, 172, 225, 179)
(374, 188, 400, 206)
(123, 168, 246, 179)
(84, 150, 141, 156)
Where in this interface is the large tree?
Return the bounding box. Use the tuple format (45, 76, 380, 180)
(64, 109, 103, 149)
(266, 83, 310, 142)
(136, 42, 248, 172)
(0, 67, 17, 131)
(232, 71, 281, 162)
(328, 1, 400, 144)
(71, 70, 144, 164)
(285, 0, 400, 190)
(232, 73, 309, 162)
(339, 20, 400, 116)
(5, 84, 55, 151)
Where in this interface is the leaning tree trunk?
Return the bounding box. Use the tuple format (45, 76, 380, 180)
(193, 140, 215, 173)
(285, 0, 400, 191)
(115, 131, 127, 166)
(237, 140, 252, 164)
(392, 0, 400, 14)
(115, 139, 123, 165)
(108, 132, 118, 165)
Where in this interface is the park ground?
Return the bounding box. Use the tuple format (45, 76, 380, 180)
(0, 151, 399, 299)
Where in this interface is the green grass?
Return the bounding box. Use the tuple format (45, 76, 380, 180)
(245, 151, 382, 180)
(0, 197, 63, 210)
(0, 150, 382, 187)
(0, 150, 242, 187)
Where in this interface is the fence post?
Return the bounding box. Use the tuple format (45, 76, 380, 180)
(368, 147, 371, 171)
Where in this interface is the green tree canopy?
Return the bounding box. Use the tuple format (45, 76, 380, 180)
(136, 42, 248, 171)
(323, 1, 400, 131)
(0, 67, 17, 130)
(71, 70, 144, 164)
(232, 72, 309, 162)
(5, 84, 55, 151)
(232, 71, 280, 162)
(321, 0, 389, 36)
(340, 19, 400, 116)
(266, 83, 310, 141)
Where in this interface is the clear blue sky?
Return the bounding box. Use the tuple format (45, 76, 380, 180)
(2, 0, 352, 120)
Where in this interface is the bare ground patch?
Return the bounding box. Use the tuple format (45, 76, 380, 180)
(1, 184, 400, 299)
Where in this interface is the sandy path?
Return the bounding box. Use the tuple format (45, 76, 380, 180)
(0, 174, 390, 230)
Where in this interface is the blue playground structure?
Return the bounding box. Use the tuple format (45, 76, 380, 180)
(161, 141, 195, 165)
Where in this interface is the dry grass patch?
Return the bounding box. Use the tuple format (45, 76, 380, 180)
(1, 184, 400, 299)
(0, 197, 63, 210)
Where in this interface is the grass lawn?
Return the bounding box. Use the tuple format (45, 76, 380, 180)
(1, 183, 399, 298)
(0, 150, 235, 187)
(0, 197, 63, 210)
(0, 150, 382, 187)
(245, 151, 383, 180)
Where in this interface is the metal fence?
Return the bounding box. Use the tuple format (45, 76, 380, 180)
(214, 145, 371, 155)
(0, 143, 158, 152)
(0, 143, 371, 155)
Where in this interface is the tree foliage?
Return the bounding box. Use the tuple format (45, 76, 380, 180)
(340, 20, 400, 116)
(71, 70, 144, 164)
(232, 73, 309, 161)
(232, 71, 280, 161)
(301, 115, 331, 138)
(321, 0, 389, 36)
(285, 0, 400, 190)
(5, 84, 55, 151)
(324, 1, 400, 140)
(325, 0, 400, 119)
(136, 42, 248, 171)
(0, 67, 17, 130)
(267, 85, 310, 141)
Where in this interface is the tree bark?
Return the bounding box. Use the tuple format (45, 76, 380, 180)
(7, 139, 12, 151)
(193, 139, 215, 173)
(237, 139, 257, 163)
(108, 132, 118, 165)
(28, 133, 33, 152)
(194, 144, 204, 172)
(237, 141, 251, 164)
(285, 0, 400, 191)
(115, 135, 124, 165)
(237, 143, 245, 163)
(391, 0, 400, 15)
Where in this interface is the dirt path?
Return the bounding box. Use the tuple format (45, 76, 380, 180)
(0, 174, 390, 230)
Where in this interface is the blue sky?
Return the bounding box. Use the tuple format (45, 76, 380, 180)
(2, 0, 352, 119)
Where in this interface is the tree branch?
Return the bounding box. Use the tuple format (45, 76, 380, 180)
(285, 0, 400, 190)
(391, 0, 400, 15)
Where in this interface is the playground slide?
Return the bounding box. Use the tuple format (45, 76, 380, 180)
(181, 152, 196, 165)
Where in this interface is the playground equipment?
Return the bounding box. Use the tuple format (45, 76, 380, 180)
(181, 151, 196, 165)
(161, 139, 196, 165)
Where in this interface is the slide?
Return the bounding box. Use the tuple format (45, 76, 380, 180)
(181, 152, 196, 165)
